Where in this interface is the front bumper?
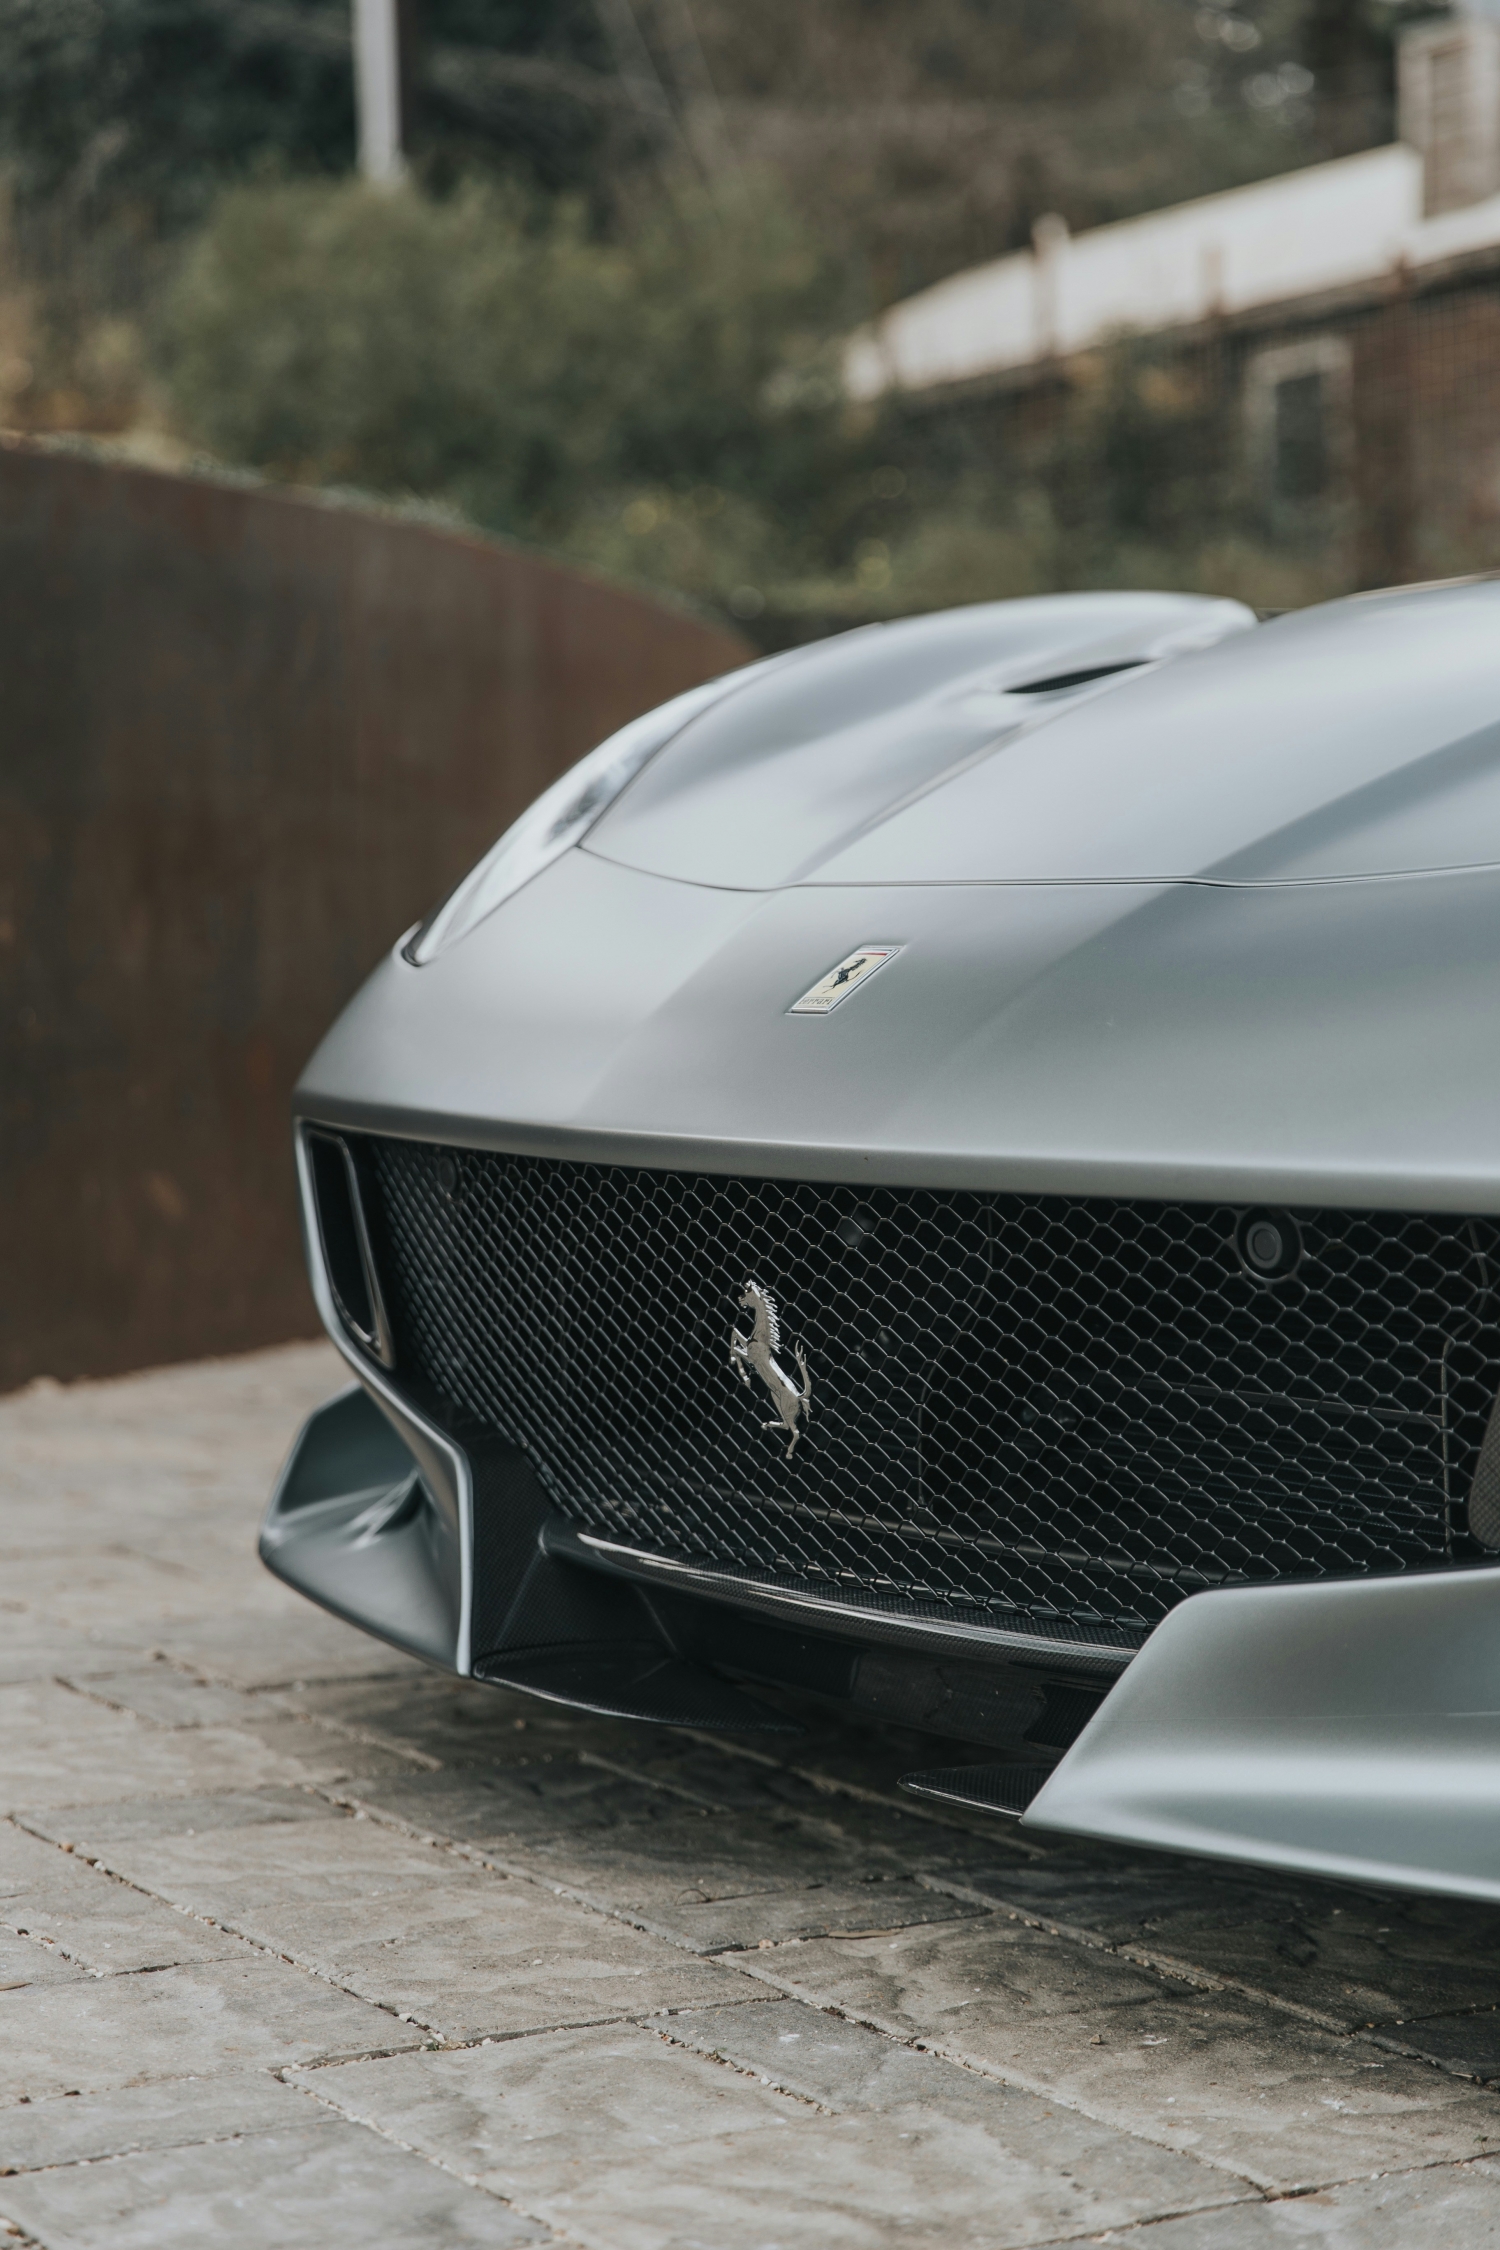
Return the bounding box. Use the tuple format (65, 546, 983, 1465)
(263, 1358, 1500, 1902)
(264, 831, 1500, 1896)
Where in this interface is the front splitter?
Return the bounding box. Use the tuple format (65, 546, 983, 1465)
(1022, 1563, 1500, 1901)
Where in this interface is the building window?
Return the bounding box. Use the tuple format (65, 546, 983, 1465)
(1273, 369, 1327, 501)
(1245, 337, 1351, 517)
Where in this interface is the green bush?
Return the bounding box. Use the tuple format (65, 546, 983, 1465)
(161, 174, 855, 546)
(164, 178, 614, 514)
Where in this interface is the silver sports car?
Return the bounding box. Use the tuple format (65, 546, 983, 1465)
(264, 578, 1500, 1903)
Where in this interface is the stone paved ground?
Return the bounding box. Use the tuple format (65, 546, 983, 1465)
(6, 1349, 1500, 2245)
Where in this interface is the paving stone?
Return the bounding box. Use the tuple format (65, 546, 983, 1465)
(588, 1736, 1003, 1865)
(0, 1929, 91, 1993)
(665, 1991, 1098, 2112)
(0, 1548, 233, 1634)
(0, 1345, 340, 1485)
(458, 1803, 983, 1950)
(295, 2019, 1235, 2249)
(0, 1826, 241, 1976)
(15, 1341, 1500, 2241)
(245, 1884, 746, 2043)
(0, 2118, 545, 2248)
(566, 1738, 775, 1811)
(0, 1604, 138, 1688)
(352, 1759, 688, 1845)
(655, 1879, 982, 1953)
(1378, 2006, 1500, 2085)
(21, 1786, 337, 1849)
(134, 1609, 427, 1691)
(221, 1712, 427, 1786)
(271, 1675, 614, 1768)
(734, 1911, 1181, 2031)
(776, 1706, 1048, 1823)
(41, 1668, 417, 1786)
(0, 1682, 313, 1816)
(744, 1937, 1500, 2193)
(285, 1677, 865, 1794)
(352, 1766, 985, 1951)
(0, 1508, 238, 1571)
(613, 1749, 1055, 1919)
(19, 1795, 746, 2042)
(582, 1698, 1005, 1842)
(0, 2071, 310, 2173)
(933, 1841, 1284, 1930)
(1082, 2157, 1500, 2247)
(1129, 1905, 1500, 2038)
(62, 1667, 279, 1731)
(943, 1848, 1500, 2032)
(25, 1804, 460, 1930)
(0, 1492, 207, 1561)
(0, 1953, 423, 2103)
(172, 1873, 745, 2044)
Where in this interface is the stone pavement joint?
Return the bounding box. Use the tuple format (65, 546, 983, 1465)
(4, 1345, 1500, 2245)
(912, 1866, 1383, 2038)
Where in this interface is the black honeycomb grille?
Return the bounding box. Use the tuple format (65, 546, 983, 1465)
(358, 1138, 1500, 1637)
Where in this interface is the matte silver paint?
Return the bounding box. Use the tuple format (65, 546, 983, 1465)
(586, 581, 1500, 889)
(261, 1384, 460, 1670)
(587, 592, 1252, 888)
(1024, 1564, 1500, 1902)
(273, 1128, 474, 1673)
(277, 579, 1500, 1897)
(301, 849, 1500, 1212)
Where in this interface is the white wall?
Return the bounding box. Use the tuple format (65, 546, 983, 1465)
(845, 144, 1500, 402)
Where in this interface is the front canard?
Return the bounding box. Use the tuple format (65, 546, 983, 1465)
(788, 945, 903, 1015)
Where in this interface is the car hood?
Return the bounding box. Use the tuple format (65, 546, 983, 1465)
(301, 844, 1500, 1208)
(586, 580, 1500, 889)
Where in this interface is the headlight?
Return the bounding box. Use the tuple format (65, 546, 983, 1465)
(402, 668, 762, 965)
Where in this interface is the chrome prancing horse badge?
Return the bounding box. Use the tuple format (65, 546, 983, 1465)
(788, 945, 903, 1014)
(728, 1280, 811, 1458)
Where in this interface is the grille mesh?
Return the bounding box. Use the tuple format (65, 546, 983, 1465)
(358, 1138, 1500, 1638)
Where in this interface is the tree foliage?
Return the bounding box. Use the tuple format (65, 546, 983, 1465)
(0, 0, 625, 228)
(0, 0, 1446, 254)
(0, 0, 356, 227)
(162, 174, 858, 560)
(1, 0, 1447, 632)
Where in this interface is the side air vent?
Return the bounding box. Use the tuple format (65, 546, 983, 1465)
(1009, 659, 1147, 695)
(305, 1130, 395, 1367)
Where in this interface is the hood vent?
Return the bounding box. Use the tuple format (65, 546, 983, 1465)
(1007, 659, 1147, 695)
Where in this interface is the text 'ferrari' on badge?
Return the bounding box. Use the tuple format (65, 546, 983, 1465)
(788, 945, 903, 1015)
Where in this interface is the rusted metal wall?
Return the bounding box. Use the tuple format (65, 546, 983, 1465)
(0, 441, 750, 1390)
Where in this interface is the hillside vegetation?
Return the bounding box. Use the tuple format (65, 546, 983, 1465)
(0, 0, 1442, 635)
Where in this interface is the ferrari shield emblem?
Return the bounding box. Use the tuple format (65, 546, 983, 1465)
(788, 945, 903, 1015)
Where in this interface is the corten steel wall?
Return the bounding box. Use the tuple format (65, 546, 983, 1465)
(0, 441, 750, 1391)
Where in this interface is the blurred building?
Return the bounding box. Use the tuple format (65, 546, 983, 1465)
(846, 4, 1500, 587)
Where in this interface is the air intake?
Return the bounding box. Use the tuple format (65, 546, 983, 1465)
(304, 1130, 395, 1367)
(352, 1141, 1500, 1640)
